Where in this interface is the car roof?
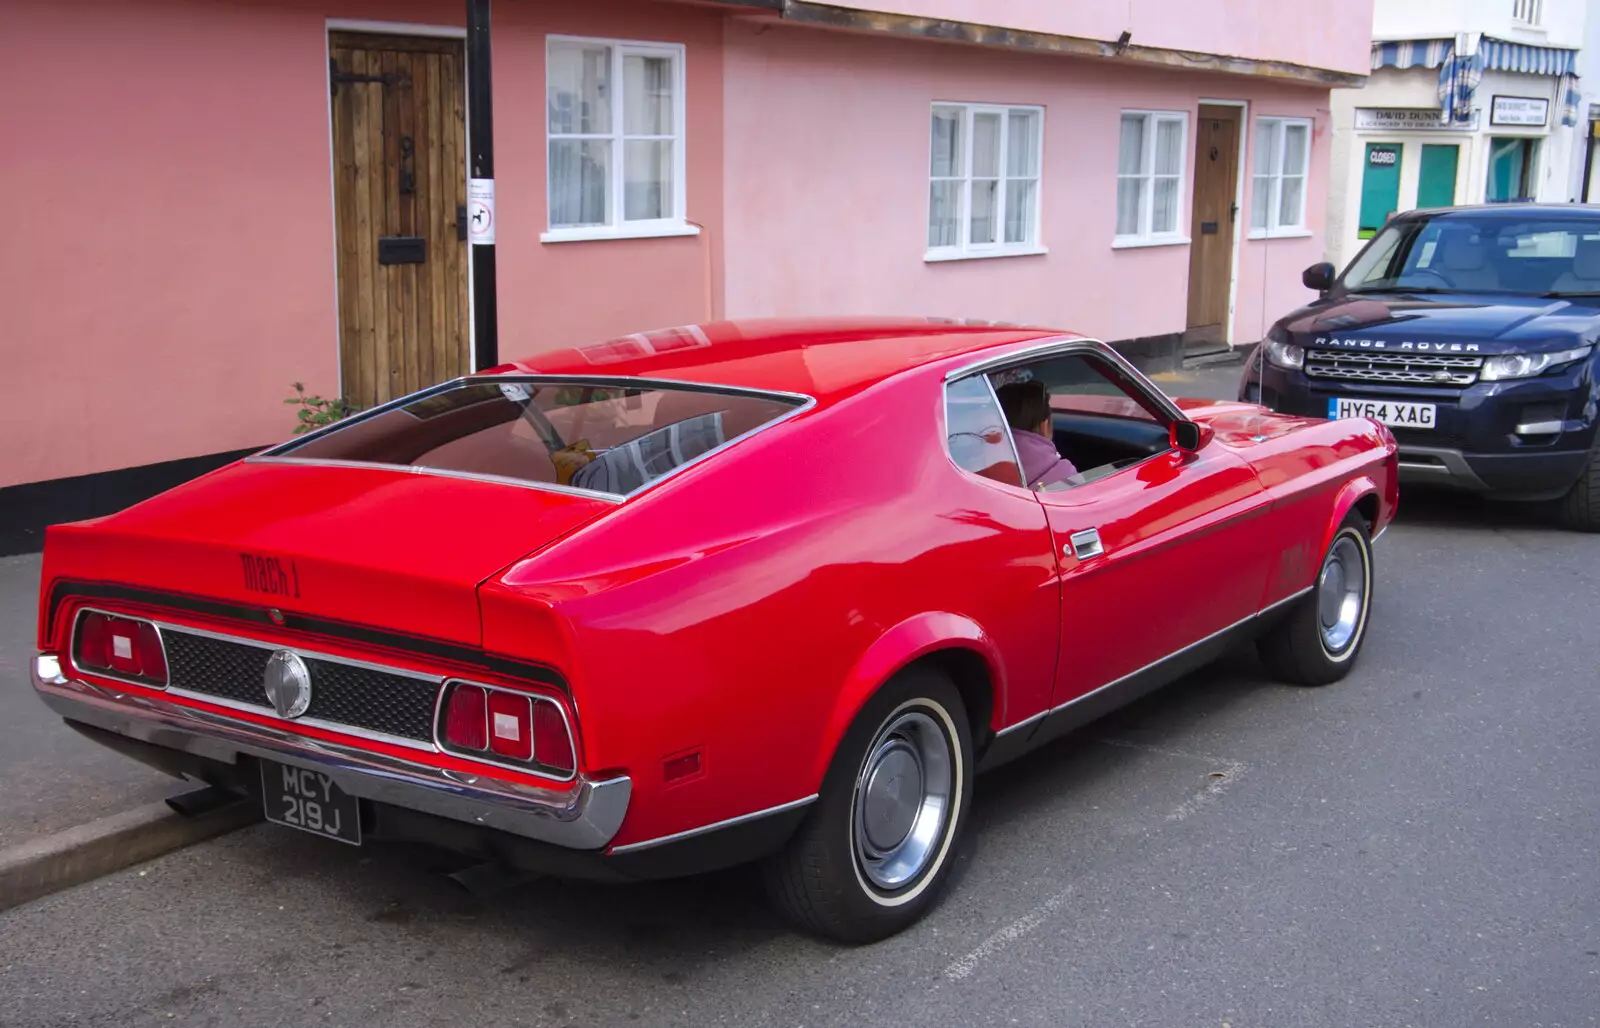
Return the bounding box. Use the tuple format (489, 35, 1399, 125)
(1392, 202, 1600, 221)
(490, 317, 1075, 405)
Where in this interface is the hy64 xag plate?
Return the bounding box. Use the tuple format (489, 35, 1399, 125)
(1328, 397, 1437, 429)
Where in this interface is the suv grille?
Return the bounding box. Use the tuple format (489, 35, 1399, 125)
(1305, 349, 1483, 386)
(162, 630, 441, 743)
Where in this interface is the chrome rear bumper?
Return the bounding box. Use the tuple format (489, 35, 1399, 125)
(32, 655, 631, 850)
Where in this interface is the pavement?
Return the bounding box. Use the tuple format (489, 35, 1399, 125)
(0, 554, 177, 850)
(3, 353, 1597, 1026)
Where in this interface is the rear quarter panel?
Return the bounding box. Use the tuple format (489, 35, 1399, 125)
(480, 372, 1060, 849)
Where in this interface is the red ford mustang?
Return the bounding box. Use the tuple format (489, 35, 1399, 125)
(30, 319, 1396, 941)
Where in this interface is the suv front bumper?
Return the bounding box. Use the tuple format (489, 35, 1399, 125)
(1244, 357, 1597, 500)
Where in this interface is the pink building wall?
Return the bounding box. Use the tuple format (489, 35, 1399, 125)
(720, 22, 1330, 348)
(814, 0, 1373, 77)
(0, 0, 722, 490)
(2, 0, 1344, 494)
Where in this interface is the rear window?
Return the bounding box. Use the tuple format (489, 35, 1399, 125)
(267, 378, 806, 497)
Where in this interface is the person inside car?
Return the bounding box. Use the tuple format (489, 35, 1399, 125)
(994, 379, 1077, 488)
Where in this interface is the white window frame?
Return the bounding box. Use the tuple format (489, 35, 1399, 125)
(1113, 110, 1190, 248)
(926, 102, 1047, 262)
(1249, 116, 1313, 239)
(543, 35, 697, 243)
(1512, 0, 1543, 27)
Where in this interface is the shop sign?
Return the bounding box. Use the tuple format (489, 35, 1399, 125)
(1490, 95, 1549, 127)
(1354, 107, 1463, 131)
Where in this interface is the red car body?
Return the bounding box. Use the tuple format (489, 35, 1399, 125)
(31, 319, 1397, 926)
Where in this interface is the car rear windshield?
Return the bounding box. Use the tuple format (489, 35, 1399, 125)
(268, 378, 806, 497)
(1345, 213, 1600, 296)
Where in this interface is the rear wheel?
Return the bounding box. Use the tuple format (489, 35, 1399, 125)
(1258, 512, 1374, 686)
(1556, 442, 1600, 532)
(762, 667, 973, 943)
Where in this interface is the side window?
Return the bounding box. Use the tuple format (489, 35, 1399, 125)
(990, 353, 1173, 491)
(995, 354, 1163, 424)
(944, 376, 1022, 487)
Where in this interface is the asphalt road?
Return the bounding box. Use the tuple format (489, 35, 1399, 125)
(3, 360, 1597, 1026)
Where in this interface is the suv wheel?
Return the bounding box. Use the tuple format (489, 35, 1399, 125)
(1557, 441, 1600, 532)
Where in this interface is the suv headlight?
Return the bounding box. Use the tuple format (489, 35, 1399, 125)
(1480, 345, 1593, 381)
(1264, 339, 1305, 370)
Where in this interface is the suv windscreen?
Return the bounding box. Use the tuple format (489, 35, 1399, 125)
(269, 378, 804, 496)
(1344, 213, 1600, 296)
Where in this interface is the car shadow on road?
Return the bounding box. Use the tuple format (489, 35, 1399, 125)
(957, 645, 1276, 848)
(1390, 486, 1567, 532)
(228, 645, 1283, 971)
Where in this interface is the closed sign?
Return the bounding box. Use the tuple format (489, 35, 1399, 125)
(1368, 148, 1399, 167)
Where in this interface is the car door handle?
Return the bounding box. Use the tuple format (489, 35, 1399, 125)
(1068, 528, 1104, 560)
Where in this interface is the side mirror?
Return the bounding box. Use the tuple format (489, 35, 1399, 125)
(1302, 262, 1336, 293)
(1170, 420, 1212, 454)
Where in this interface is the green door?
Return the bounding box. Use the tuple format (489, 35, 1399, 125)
(1417, 144, 1459, 208)
(1487, 138, 1537, 201)
(1358, 143, 1402, 239)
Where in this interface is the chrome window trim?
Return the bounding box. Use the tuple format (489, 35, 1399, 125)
(943, 335, 1189, 426)
(943, 336, 1186, 493)
(992, 585, 1316, 739)
(937, 372, 1034, 496)
(607, 794, 820, 854)
(69, 607, 171, 691)
(249, 374, 818, 504)
(243, 456, 629, 503)
(981, 372, 1029, 484)
(432, 678, 580, 784)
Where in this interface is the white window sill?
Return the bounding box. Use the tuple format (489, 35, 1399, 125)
(924, 245, 1049, 263)
(541, 223, 701, 244)
(1112, 235, 1191, 250)
(1247, 227, 1314, 240)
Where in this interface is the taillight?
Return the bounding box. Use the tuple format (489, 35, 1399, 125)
(436, 680, 575, 778)
(443, 684, 488, 750)
(532, 701, 575, 773)
(73, 611, 168, 687)
(487, 691, 533, 761)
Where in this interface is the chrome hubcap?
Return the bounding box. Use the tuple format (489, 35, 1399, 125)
(1317, 535, 1367, 654)
(853, 711, 953, 891)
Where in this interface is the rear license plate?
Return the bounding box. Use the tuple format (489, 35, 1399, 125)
(260, 761, 361, 845)
(1327, 397, 1437, 428)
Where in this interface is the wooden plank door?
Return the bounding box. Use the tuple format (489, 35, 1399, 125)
(1184, 104, 1242, 350)
(329, 31, 468, 411)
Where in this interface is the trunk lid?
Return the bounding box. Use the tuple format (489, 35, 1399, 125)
(43, 461, 612, 645)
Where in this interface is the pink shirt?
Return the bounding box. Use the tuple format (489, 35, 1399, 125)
(1012, 429, 1078, 488)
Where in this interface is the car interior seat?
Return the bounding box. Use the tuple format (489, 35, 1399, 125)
(1547, 236, 1600, 293)
(1432, 230, 1500, 291)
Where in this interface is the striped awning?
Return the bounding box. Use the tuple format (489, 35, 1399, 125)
(1479, 36, 1579, 76)
(1372, 38, 1453, 70)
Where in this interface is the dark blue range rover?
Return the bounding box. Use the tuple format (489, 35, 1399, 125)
(1241, 203, 1600, 531)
